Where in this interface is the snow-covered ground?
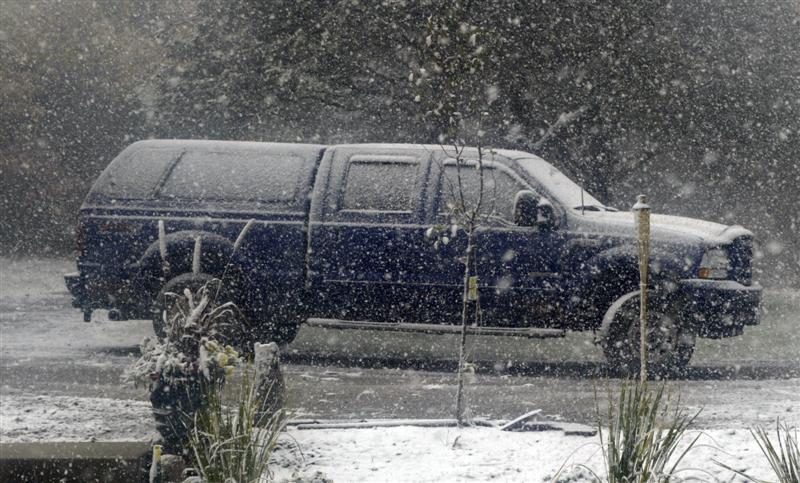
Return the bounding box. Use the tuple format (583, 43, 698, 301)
(1, 258, 798, 481)
(0, 390, 781, 482)
(272, 424, 780, 482)
(0, 395, 154, 443)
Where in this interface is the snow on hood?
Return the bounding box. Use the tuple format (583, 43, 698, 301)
(576, 210, 753, 246)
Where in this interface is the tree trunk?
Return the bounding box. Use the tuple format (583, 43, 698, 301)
(455, 231, 475, 426)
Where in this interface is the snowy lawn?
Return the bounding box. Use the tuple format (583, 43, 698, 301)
(0, 394, 780, 482)
(271, 424, 774, 482)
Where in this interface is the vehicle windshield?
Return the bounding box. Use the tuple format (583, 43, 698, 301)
(515, 156, 612, 211)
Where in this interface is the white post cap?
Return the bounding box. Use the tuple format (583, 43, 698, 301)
(632, 194, 650, 211)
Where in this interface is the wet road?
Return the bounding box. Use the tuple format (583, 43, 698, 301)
(2, 258, 799, 429)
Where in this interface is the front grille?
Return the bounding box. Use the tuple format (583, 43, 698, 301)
(728, 236, 753, 286)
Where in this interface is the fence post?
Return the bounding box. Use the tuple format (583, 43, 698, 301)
(632, 195, 651, 382)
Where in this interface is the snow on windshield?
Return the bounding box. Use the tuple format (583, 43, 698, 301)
(516, 156, 603, 210)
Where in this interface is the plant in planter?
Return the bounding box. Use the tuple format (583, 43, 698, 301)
(125, 280, 244, 455)
(187, 362, 288, 483)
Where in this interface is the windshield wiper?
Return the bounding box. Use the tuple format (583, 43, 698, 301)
(573, 204, 604, 212)
(573, 204, 619, 212)
(575, 187, 618, 213)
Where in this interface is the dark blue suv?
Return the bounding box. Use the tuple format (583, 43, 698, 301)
(66, 140, 761, 372)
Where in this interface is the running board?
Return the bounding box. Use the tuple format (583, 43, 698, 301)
(305, 319, 566, 339)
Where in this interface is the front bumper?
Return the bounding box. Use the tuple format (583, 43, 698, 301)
(679, 279, 762, 338)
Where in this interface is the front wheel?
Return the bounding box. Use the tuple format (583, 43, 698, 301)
(600, 291, 696, 378)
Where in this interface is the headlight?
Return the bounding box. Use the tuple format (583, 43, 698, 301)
(698, 248, 730, 279)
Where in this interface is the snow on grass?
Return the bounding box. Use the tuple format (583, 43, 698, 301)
(271, 425, 777, 482)
(0, 395, 155, 443)
(0, 394, 784, 482)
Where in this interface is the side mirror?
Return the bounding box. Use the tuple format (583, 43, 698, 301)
(514, 190, 556, 230)
(535, 198, 556, 230)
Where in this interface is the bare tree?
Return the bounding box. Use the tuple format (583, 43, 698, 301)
(414, 2, 501, 425)
(428, 144, 497, 425)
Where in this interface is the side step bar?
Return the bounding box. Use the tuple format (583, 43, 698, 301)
(305, 318, 566, 339)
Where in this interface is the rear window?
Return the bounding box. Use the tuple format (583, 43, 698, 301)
(159, 150, 306, 203)
(341, 158, 419, 212)
(92, 148, 177, 199)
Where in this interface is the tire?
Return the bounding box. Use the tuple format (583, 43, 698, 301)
(242, 303, 301, 347)
(600, 292, 696, 378)
(272, 319, 300, 346)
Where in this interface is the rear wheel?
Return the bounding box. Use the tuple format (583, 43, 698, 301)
(600, 292, 695, 378)
(272, 320, 300, 346)
(241, 304, 301, 347)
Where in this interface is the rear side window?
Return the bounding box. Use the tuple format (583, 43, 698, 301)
(93, 148, 177, 199)
(341, 157, 419, 212)
(160, 150, 305, 203)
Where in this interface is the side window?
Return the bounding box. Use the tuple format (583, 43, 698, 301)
(438, 165, 527, 222)
(93, 148, 177, 199)
(159, 150, 305, 203)
(341, 157, 419, 213)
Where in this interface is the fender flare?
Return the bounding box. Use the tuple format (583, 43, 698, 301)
(596, 288, 676, 343)
(571, 247, 638, 329)
(597, 289, 641, 344)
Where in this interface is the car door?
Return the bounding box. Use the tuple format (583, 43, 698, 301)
(308, 146, 433, 321)
(427, 158, 565, 327)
